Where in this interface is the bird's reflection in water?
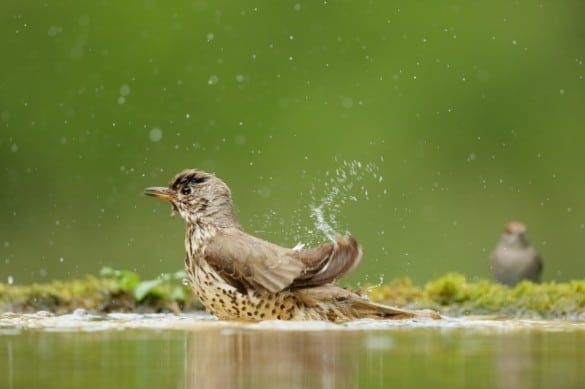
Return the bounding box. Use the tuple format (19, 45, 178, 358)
(185, 328, 359, 389)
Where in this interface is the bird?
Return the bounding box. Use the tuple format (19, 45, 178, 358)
(145, 168, 429, 322)
(489, 221, 543, 286)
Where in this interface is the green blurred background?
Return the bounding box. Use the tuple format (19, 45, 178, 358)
(1, 1, 584, 286)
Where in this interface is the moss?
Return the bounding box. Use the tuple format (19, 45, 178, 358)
(1, 271, 584, 319)
(0, 271, 202, 314)
(368, 272, 585, 319)
(0, 276, 115, 314)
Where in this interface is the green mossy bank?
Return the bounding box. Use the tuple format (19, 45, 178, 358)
(1, 271, 584, 319)
(368, 273, 585, 320)
(0, 268, 202, 315)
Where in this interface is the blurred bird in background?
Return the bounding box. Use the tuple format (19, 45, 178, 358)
(489, 221, 543, 286)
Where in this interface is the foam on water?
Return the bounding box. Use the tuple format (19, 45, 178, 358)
(1, 311, 584, 334)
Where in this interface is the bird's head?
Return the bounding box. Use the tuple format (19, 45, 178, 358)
(502, 221, 529, 247)
(145, 169, 237, 227)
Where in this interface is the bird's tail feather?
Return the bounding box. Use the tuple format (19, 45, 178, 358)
(296, 285, 439, 321)
(293, 235, 362, 288)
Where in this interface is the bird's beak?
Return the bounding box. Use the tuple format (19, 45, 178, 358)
(144, 187, 175, 203)
(145, 187, 179, 216)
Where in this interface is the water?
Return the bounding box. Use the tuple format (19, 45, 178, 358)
(285, 160, 388, 246)
(1, 312, 584, 389)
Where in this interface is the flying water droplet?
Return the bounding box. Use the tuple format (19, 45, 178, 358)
(149, 128, 163, 142)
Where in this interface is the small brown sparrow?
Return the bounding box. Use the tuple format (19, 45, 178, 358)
(489, 221, 543, 286)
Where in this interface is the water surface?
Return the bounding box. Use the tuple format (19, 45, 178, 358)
(0, 311, 585, 388)
(1, 312, 584, 388)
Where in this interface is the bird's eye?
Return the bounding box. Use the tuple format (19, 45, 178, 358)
(180, 186, 192, 195)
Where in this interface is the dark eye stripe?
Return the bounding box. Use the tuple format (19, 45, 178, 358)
(171, 173, 208, 190)
(190, 176, 208, 185)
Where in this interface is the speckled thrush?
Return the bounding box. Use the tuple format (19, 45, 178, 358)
(489, 221, 543, 286)
(145, 169, 421, 322)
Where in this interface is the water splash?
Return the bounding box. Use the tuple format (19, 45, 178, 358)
(309, 204, 336, 241)
(307, 160, 386, 238)
(248, 159, 388, 247)
(291, 159, 388, 245)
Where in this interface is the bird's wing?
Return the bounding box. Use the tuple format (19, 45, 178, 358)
(203, 230, 362, 293)
(291, 235, 362, 288)
(203, 229, 307, 293)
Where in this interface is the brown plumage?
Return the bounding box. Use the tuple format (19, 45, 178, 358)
(145, 169, 426, 322)
(489, 221, 543, 286)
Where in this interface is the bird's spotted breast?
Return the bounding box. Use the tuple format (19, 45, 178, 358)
(188, 257, 302, 321)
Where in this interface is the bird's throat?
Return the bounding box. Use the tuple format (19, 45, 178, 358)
(185, 223, 217, 256)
